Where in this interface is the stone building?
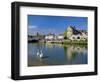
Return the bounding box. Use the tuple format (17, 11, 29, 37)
(45, 34, 55, 41)
(57, 34, 64, 40)
(65, 26, 87, 41)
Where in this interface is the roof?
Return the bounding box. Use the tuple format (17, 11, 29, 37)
(67, 26, 82, 35)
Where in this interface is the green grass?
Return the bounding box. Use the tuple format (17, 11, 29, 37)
(50, 40, 87, 45)
(63, 40, 87, 45)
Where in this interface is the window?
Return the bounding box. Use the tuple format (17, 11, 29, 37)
(73, 37, 75, 39)
(77, 36, 80, 39)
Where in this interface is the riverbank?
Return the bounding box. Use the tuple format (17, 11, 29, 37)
(49, 41, 87, 45)
(28, 39, 87, 45)
(62, 40, 87, 45)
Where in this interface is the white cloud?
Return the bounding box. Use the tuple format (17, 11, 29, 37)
(28, 25, 38, 29)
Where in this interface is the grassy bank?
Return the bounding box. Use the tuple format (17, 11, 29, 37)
(50, 40, 87, 45)
(28, 39, 87, 45)
(63, 40, 87, 45)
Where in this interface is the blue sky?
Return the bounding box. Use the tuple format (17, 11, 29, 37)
(28, 15, 88, 35)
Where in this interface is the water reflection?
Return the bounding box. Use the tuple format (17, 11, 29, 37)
(28, 43, 88, 66)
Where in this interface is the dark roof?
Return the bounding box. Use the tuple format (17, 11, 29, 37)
(68, 26, 82, 35)
(79, 30, 87, 34)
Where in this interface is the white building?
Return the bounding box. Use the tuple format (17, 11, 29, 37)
(57, 34, 64, 40)
(66, 26, 87, 41)
(69, 34, 87, 41)
(45, 34, 55, 41)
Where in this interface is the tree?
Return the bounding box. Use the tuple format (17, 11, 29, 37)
(36, 32, 40, 37)
(64, 28, 68, 39)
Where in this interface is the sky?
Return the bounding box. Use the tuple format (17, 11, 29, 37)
(28, 15, 88, 35)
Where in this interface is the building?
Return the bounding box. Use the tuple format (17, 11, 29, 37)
(45, 34, 55, 42)
(44, 26, 87, 42)
(57, 34, 64, 40)
(65, 26, 87, 41)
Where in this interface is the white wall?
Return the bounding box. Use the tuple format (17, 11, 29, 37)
(0, 0, 99, 81)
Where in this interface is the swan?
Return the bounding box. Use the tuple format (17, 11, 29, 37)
(39, 50, 43, 58)
(36, 50, 43, 58)
(37, 50, 49, 58)
(36, 50, 40, 56)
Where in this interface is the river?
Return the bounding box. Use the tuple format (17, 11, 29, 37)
(28, 43, 88, 66)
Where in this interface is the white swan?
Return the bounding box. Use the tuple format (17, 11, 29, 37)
(36, 50, 40, 56)
(37, 50, 43, 58)
(40, 50, 43, 58)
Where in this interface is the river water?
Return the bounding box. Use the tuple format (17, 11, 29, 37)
(28, 43, 87, 66)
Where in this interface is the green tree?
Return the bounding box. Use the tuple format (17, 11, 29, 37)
(64, 28, 67, 39)
(36, 32, 40, 37)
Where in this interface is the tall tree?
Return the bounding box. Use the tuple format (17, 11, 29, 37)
(64, 28, 67, 39)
